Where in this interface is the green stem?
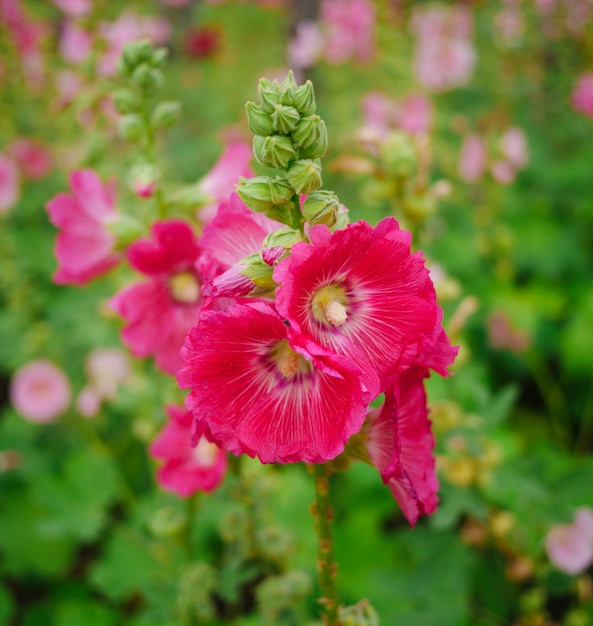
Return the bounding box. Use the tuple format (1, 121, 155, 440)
(141, 103, 167, 220)
(311, 463, 341, 626)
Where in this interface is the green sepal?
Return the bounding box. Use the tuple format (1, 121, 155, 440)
(286, 159, 322, 195)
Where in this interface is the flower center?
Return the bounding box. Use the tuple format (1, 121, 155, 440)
(269, 340, 309, 379)
(170, 271, 200, 304)
(311, 284, 348, 327)
(193, 438, 219, 467)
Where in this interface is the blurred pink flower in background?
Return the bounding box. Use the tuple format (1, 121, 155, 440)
(59, 19, 92, 64)
(51, 0, 91, 17)
(491, 160, 516, 185)
(412, 5, 475, 91)
(150, 405, 227, 497)
(46, 169, 121, 285)
(572, 73, 593, 119)
(10, 360, 71, 423)
(501, 127, 528, 169)
(9, 138, 52, 180)
(487, 311, 530, 352)
(320, 0, 375, 64)
(288, 21, 324, 71)
(458, 134, 487, 183)
(0, 153, 20, 213)
(545, 507, 593, 574)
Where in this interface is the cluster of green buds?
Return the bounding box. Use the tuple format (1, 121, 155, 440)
(237, 72, 342, 232)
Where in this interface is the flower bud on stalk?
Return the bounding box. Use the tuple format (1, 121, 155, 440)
(271, 104, 301, 134)
(299, 120, 328, 159)
(302, 190, 340, 226)
(259, 77, 281, 113)
(294, 81, 316, 115)
(253, 135, 297, 170)
(119, 114, 144, 141)
(287, 159, 322, 195)
(112, 89, 139, 114)
(236, 176, 294, 213)
(151, 101, 182, 130)
(292, 115, 322, 150)
(245, 101, 274, 136)
(380, 131, 417, 178)
(132, 63, 164, 95)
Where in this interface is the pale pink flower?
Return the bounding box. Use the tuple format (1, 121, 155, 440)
(491, 160, 516, 185)
(97, 10, 171, 76)
(9, 138, 52, 180)
(76, 385, 101, 418)
(487, 311, 530, 353)
(288, 21, 324, 70)
(59, 19, 92, 64)
(366, 367, 438, 526)
(85, 348, 130, 400)
(10, 360, 71, 423)
(197, 143, 254, 223)
(572, 74, 593, 119)
(51, 0, 91, 17)
(150, 405, 227, 497)
(545, 508, 593, 574)
(54, 70, 86, 108)
(398, 95, 433, 135)
(0, 153, 20, 213)
(320, 0, 375, 64)
(274, 217, 452, 397)
(111, 220, 202, 376)
(178, 302, 368, 464)
(45, 169, 120, 285)
(458, 134, 487, 183)
(501, 127, 528, 169)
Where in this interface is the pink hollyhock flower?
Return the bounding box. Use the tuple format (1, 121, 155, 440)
(572, 74, 593, 119)
(76, 385, 101, 418)
(10, 360, 71, 423)
(46, 169, 120, 285)
(398, 95, 433, 135)
(501, 127, 528, 169)
(150, 405, 227, 497)
(111, 220, 202, 376)
(0, 153, 20, 213)
(458, 134, 487, 183)
(59, 19, 92, 64)
(288, 21, 324, 71)
(491, 160, 515, 185)
(320, 0, 375, 64)
(177, 302, 368, 464)
(197, 143, 254, 223)
(274, 217, 445, 397)
(10, 138, 52, 180)
(85, 347, 131, 400)
(51, 0, 91, 17)
(545, 507, 593, 574)
(365, 367, 438, 526)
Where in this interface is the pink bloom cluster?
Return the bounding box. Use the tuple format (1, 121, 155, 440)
(411, 5, 475, 92)
(545, 507, 593, 574)
(178, 215, 457, 525)
(572, 73, 593, 119)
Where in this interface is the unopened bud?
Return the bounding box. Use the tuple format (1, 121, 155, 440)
(150, 46, 169, 67)
(241, 256, 277, 291)
(119, 114, 144, 141)
(258, 77, 281, 113)
(380, 131, 417, 177)
(151, 101, 181, 129)
(287, 158, 322, 194)
(245, 101, 274, 136)
(271, 104, 300, 134)
(211, 264, 254, 298)
(292, 114, 322, 149)
(278, 71, 298, 106)
(299, 119, 328, 158)
(262, 227, 303, 250)
(147, 506, 186, 536)
(122, 39, 153, 70)
(236, 176, 294, 213)
(112, 90, 139, 114)
(130, 164, 159, 199)
(253, 135, 296, 170)
(301, 190, 339, 226)
(132, 63, 164, 94)
(294, 80, 316, 115)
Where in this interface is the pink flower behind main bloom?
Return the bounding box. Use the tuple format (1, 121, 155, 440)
(572, 74, 593, 119)
(0, 153, 20, 213)
(150, 405, 227, 497)
(545, 507, 593, 574)
(320, 0, 375, 64)
(10, 360, 71, 423)
(111, 220, 202, 376)
(46, 169, 120, 285)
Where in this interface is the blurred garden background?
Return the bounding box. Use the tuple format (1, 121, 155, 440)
(1, 0, 593, 624)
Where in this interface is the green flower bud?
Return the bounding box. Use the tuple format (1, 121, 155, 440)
(299, 119, 328, 158)
(147, 506, 186, 537)
(287, 159, 322, 195)
(292, 114, 322, 149)
(262, 227, 303, 249)
(254, 135, 297, 170)
(118, 114, 144, 141)
(132, 63, 164, 95)
(301, 190, 340, 226)
(236, 176, 294, 213)
(122, 39, 153, 69)
(339, 601, 380, 626)
(271, 104, 300, 134)
(258, 77, 281, 113)
(240, 257, 276, 291)
(150, 46, 169, 67)
(293, 80, 316, 115)
(112, 89, 140, 114)
(245, 101, 274, 136)
(279, 71, 298, 106)
(150, 100, 181, 129)
(380, 131, 417, 177)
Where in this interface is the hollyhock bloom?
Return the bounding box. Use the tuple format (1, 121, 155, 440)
(458, 134, 487, 183)
(177, 302, 368, 464)
(46, 169, 120, 285)
(59, 19, 92, 64)
(491, 160, 515, 185)
(501, 127, 528, 169)
(10, 360, 71, 423)
(320, 0, 375, 64)
(0, 153, 20, 213)
(76, 385, 101, 418)
(365, 368, 438, 526)
(288, 21, 324, 71)
(196, 143, 254, 223)
(9, 139, 52, 180)
(111, 220, 202, 376)
(51, 0, 91, 17)
(545, 507, 593, 574)
(85, 347, 130, 400)
(572, 74, 593, 119)
(398, 95, 433, 135)
(274, 217, 447, 397)
(183, 26, 222, 60)
(150, 405, 227, 497)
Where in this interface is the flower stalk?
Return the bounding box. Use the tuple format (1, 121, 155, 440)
(312, 462, 341, 626)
